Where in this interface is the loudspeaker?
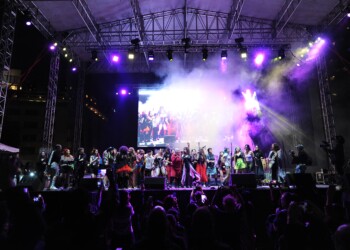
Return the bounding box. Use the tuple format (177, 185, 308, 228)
(79, 178, 100, 191)
(144, 177, 166, 190)
(230, 174, 257, 188)
(18, 176, 44, 192)
(285, 173, 315, 188)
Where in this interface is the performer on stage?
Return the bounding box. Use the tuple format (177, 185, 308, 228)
(74, 147, 88, 188)
(37, 151, 48, 184)
(196, 147, 208, 187)
(152, 149, 164, 177)
(233, 147, 246, 174)
(290, 144, 312, 174)
(88, 148, 101, 178)
(268, 143, 280, 182)
(181, 143, 200, 188)
(244, 144, 254, 173)
(135, 149, 145, 188)
(60, 148, 75, 189)
(217, 151, 225, 185)
(170, 149, 183, 188)
(127, 147, 137, 188)
(103, 147, 117, 189)
(47, 144, 62, 190)
(144, 150, 154, 177)
(206, 147, 218, 186)
(115, 146, 133, 189)
(253, 145, 265, 181)
(163, 147, 173, 185)
(221, 147, 232, 185)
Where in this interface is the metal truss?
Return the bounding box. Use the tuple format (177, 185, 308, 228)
(42, 50, 60, 152)
(0, 0, 16, 140)
(14, 0, 55, 39)
(71, 0, 111, 62)
(318, 0, 350, 30)
(73, 62, 85, 154)
(130, 0, 149, 68)
(273, 0, 303, 39)
(316, 55, 336, 150)
(226, 0, 245, 40)
(64, 8, 311, 52)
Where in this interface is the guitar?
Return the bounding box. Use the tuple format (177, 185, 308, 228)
(268, 152, 277, 168)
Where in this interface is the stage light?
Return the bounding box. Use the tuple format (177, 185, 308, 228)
(91, 50, 98, 61)
(69, 58, 73, 63)
(221, 50, 227, 60)
(166, 49, 173, 61)
(71, 66, 77, 72)
(62, 47, 67, 51)
(148, 50, 154, 61)
(202, 48, 208, 61)
(25, 16, 32, 26)
(111, 54, 119, 62)
(278, 48, 285, 59)
(254, 53, 265, 66)
(64, 53, 68, 58)
(128, 50, 135, 60)
(131, 38, 140, 46)
(181, 37, 191, 47)
(235, 37, 244, 44)
(49, 41, 59, 51)
(115, 89, 131, 95)
(24, 11, 32, 26)
(240, 47, 247, 59)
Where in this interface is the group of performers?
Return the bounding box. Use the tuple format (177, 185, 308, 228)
(138, 107, 181, 145)
(39, 142, 281, 190)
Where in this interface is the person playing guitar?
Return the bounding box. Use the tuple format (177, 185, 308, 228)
(268, 143, 280, 183)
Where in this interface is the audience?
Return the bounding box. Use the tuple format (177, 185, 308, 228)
(0, 174, 350, 250)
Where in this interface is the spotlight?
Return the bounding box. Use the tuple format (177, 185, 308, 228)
(202, 48, 208, 61)
(254, 53, 265, 66)
(240, 47, 247, 59)
(278, 48, 285, 59)
(221, 50, 227, 60)
(181, 37, 191, 47)
(91, 50, 98, 61)
(112, 54, 119, 62)
(148, 50, 154, 61)
(62, 47, 67, 51)
(117, 89, 128, 96)
(131, 38, 140, 46)
(128, 49, 135, 60)
(49, 42, 58, 51)
(71, 66, 77, 72)
(166, 49, 173, 61)
(181, 37, 191, 53)
(24, 11, 32, 26)
(69, 58, 73, 63)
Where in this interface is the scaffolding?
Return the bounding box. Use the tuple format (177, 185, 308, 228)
(73, 62, 85, 154)
(316, 55, 337, 171)
(0, 0, 16, 140)
(42, 50, 60, 152)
